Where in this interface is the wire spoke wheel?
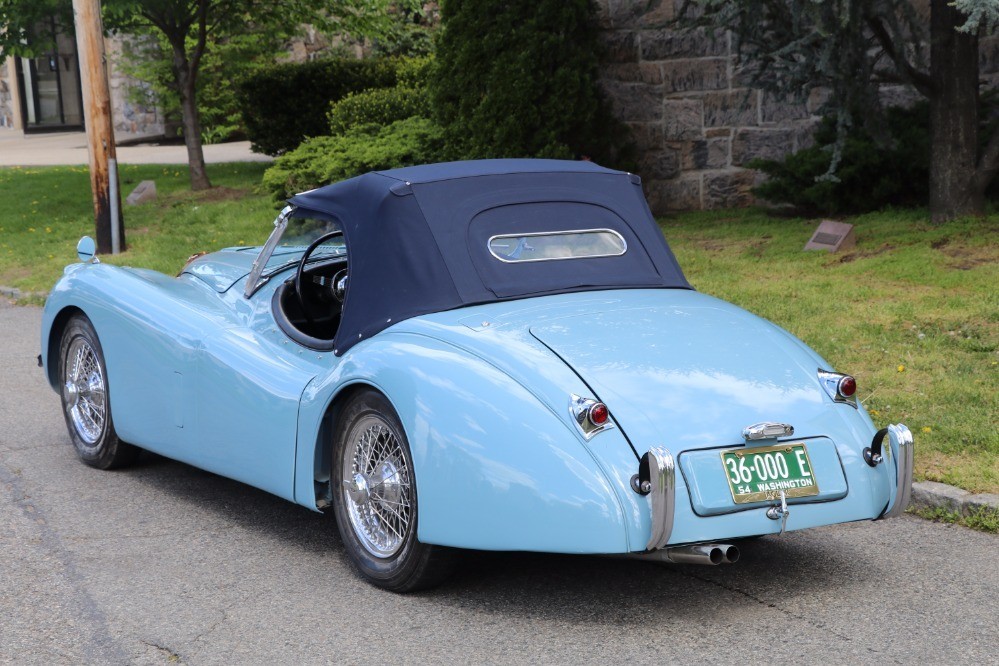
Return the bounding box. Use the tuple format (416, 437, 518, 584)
(333, 390, 455, 591)
(342, 415, 413, 558)
(63, 337, 106, 446)
(58, 315, 138, 470)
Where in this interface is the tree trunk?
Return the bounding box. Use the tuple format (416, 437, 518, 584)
(178, 78, 212, 190)
(172, 46, 212, 191)
(928, 0, 981, 222)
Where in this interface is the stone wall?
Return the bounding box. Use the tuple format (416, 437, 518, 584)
(595, 1, 999, 213)
(595, 0, 820, 212)
(0, 60, 16, 129)
(105, 38, 164, 136)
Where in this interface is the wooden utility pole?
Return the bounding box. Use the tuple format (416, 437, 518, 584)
(72, 0, 124, 254)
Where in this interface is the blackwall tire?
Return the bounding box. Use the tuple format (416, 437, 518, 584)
(331, 390, 455, 592)
(58, 314, 139, 470)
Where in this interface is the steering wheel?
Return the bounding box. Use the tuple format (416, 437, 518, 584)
(294, 231, 345, 325)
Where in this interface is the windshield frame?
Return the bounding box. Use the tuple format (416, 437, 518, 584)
(244, 206, 347, 298)
(244, 205, 294, 298)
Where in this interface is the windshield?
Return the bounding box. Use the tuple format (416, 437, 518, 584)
(245, 206, 346, 297)
(266, 215, 346, 266)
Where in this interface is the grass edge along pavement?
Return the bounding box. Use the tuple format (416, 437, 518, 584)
(908, 486, 999, 534)
(0, 166, 996, 503)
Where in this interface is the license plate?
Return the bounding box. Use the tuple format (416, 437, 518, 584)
(721, 442, 820, 504)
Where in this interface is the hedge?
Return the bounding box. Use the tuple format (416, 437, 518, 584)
(237, 58, 399, 156)
(328, 86, 430, 136)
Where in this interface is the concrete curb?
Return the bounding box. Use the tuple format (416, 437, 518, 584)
(0, 286, 47, 301)
(911, 481, 999, 516)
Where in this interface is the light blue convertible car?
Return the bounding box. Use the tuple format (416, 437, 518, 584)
(41, 160, 913, 591)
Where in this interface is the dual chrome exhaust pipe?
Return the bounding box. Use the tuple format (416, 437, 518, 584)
(631, 542, 741, 566)
(664, 543, 740, 565)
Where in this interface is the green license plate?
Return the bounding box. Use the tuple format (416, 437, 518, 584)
(721, 442, 820, 504)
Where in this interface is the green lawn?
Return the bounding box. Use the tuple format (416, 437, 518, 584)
(0, 163, 276, 295)
(662, 208, 998, 494)
(1, 165, 996, 494)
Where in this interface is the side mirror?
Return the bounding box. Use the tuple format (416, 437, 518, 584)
(76, 236, 97, 263)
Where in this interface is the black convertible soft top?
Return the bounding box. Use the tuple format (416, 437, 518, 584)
(288, 159, 691, 354)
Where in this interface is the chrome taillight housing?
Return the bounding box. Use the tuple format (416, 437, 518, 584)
(569, 394, 615, 439)
(817, 369, 858, 407)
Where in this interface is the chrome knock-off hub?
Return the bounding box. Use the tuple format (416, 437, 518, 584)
(341, 416, 412, 558)
(63, 338, 106, 445)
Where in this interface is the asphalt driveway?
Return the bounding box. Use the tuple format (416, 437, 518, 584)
(1, 300, 996, 665)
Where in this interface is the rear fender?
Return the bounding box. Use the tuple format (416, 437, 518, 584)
(297, 332, 641, 554)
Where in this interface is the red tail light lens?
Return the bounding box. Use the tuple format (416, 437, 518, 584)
(588, 403, 609, 425)
(838, 375, 857, 398)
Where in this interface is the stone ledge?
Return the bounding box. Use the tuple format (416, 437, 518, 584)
(911, 481, 999, 515)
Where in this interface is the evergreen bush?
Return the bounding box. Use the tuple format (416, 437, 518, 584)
(751, 105, 931, 214)
(236, 58, 399, 155)
(429, 0, 626, 163)
(262, 117, 446, 200)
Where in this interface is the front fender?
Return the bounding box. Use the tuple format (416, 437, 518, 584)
(297, 332, 641, 554)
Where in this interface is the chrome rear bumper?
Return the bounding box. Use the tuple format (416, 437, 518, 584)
(638, 423, 912, 549)
(642, 446, 675, 550)
(882, 423, 914, 518)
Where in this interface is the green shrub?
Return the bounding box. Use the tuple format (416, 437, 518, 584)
(236, 58, 399, 155)
(429, 0, 627, 163)
(750, 105, 930, 214)
(328, 86, 430, 136)
(262, 117, 446, 200)
(395, 55, 434, 88)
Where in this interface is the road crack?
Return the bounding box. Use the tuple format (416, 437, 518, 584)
(0, 458, 130, 664)
(676, 568, 890, 657)
(140, 639, 185, 663)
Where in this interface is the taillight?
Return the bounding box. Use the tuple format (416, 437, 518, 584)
(588, 402, 609, 426)
(569, 394, 615, 439)
(837, 375, 857, 398)
(817, 369, 858, 407)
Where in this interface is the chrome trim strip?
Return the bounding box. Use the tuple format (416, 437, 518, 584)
(645, 446, 675, 550)
(568, 393, 615, 440)
(487, 228, 627, 263)
(817, 368, 858, 408)
(742, 421, 794, 440)
(883, 423, 914, 518)
(245, 205, 294, 298)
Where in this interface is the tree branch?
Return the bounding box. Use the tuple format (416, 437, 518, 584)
(139, 9, 172, 39)
(865, 15, 933, 97)
(188, 0, 210, 81)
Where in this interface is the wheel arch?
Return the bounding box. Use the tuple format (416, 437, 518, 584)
(296, 333, 635, 554)
(44, 305, 87, 390)
(309, 380, 382, 510)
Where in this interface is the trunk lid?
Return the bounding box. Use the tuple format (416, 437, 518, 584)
(529, 299, 831, 455)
